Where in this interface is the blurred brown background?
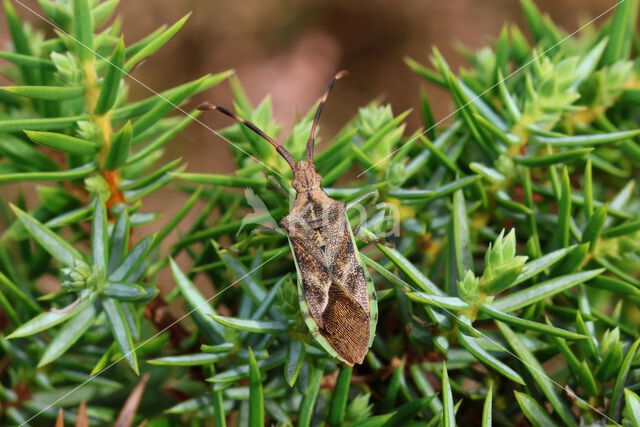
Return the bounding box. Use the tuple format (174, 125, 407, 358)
(0, 0, 618, 295)
(0, 0, 616, 175)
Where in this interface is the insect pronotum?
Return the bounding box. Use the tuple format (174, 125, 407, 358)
(199, 71, 378, 365)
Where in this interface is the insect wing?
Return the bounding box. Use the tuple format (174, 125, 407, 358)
(346, 219, 378, 347)
(286, 210, 377, 365)
(287, 235, 347, 363)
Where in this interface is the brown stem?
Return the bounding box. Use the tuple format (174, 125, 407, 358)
(144, 294, 190, 347)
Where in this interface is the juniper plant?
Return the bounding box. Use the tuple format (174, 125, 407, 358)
(1, 0, 640, 426)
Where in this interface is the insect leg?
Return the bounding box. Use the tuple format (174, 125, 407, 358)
(346, 190, 380, 212)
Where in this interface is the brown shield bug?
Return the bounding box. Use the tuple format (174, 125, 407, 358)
(199, 71, 378, 365)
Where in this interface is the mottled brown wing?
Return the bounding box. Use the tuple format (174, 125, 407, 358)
(281, 210, 332, 330)
(323, 201, 370, 313)
(321, 200, 370, 364)
(289, 226, 331, 329)
(282, 198, 370, 365)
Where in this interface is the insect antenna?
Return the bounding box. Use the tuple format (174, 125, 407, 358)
(198, 103, 296, 171)
(306, 70, 349, 164)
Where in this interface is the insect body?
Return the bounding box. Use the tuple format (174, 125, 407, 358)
(200, 72, 377, 365)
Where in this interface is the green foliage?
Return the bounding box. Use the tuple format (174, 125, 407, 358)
(2, 0, 640, 426)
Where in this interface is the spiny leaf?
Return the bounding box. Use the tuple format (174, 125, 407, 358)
(248, 348, 264, 427)
(382, 359, 405, 412)
(610, 338, 640, 420)
(25, 131, 99, 155)
(209, 313, 291, 334)
(581, 203, 607, 250)
(492, 269, 604, 312)
(514, 246, 575, 285)
(442, 364, 455, 427)
(91, 196, 108, 273)
(515, 148, 592, 167)
(498, 322, 577, 426)
(154, 186, 202, 245)
(497, 69, 521, 122)
(406, 292, 469, 311)
(405, 56, 446, 87)
(285, 340, 305, 388)
(520, 0, 558, 43)
(102, 298, 138, 374)
(127, 110, 201, 164)
(169, 258, 225, 341)
(482, 382, 493, 427)
(387, 175, 480, 201)
(103, 121, 132, 170)
(0, 163, 97, 183)
(457, 332, 525, 385)
(532, 130, 640, 147)
(602, 0, 639, 65)
(109, 235, 155, 281)
(94, 38, 125, 115)
(558, 166, 571, 248)
(4, 0, 39, 86)
(625, 389, 640, 427)
(481, 304, 585, 340)
(514, 391, 557, 427)
(0, 271, 41, 313)
(452, 188, 473, 281)
(148, 353, 226, 366)
(328, 366, 352, 426)
(130, 75, 208, 136)
(111, 70, 231, 123)
(0, 51, 56, 70)
(200, 343, 234, 354)
(382, 397, 434, 427)
(0, 115, 89, 132)
(469, 162, 507, 183)
(588, 275, 640, 296)
(409, 364, 443, 413)
(38, 302, 97, 367)
(102, 282, 150, 301)
(92, 0, 119, 28)
(297, 364, 323, 427)
(376, 244, 443, 295)
(602, 218, 640, 238)
(8, 292, 97, 338)
(10, 204, 84, 267)
(174, 172, 267, 189)
(72, 0, 94, 63)
(124, 13, 190, 72)
(0, 85, 85, 100)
